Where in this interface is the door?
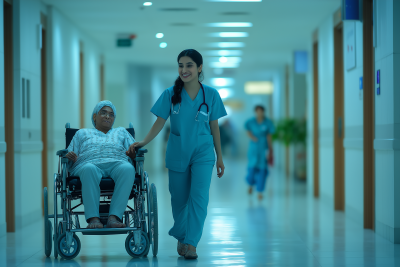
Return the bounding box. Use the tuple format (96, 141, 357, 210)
(4, 0, 15, 232)
(334, 23, 345, 211)
(363, 0, 375, 229)
(313, 41, 319, 198)
(41, 16, 47, 215)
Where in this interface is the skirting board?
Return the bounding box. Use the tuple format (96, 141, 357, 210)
(376, 220, 400, 244)
(0, 221, 6, 237)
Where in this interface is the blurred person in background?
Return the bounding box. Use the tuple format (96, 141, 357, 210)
(245, 105, 275, 200)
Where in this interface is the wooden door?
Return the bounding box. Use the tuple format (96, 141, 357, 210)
(363, 0, 375, 229)
(4, 0, 15, 232)
(334, 23, 345, 211)
(313, 42, 319, 198)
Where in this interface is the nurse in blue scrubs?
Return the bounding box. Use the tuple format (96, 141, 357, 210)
(245, 105, 275, 200)
(130, 49, 227, 259)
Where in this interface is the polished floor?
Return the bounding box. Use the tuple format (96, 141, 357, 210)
(1, 159, 400, 267)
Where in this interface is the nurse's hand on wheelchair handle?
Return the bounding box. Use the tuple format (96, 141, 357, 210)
(217, 159, 225, 178)
(65, 151, 78, 163)
(128, 142, 144, 155)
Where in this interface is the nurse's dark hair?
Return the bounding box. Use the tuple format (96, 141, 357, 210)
(172, 49, 204, 105)
(255, 105, 265, 112)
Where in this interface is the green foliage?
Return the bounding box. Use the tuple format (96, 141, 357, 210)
(272, 118, 307, 147)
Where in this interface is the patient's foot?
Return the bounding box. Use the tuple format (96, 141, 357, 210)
(87, 217, 103, 229)
(107, 215, 126, 228)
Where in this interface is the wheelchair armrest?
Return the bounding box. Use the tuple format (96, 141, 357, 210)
(135, 148, 148, 157)
(56, 149, 69, 157)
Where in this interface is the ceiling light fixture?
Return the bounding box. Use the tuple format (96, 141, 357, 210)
(209, 32, 249, 38)
(219, 57, 228, 63)
(159, 42, 167, 48)
(218, 88, 232, 99)
(208, 42, 245, 48)
(210, 62, 239, 68)
(245, 81, 274, 94)
(156, 33, 164, 38)
(211, 78, 235, 87)
(206, 22, 253, 27)
(205, 50, 243, 56)
(143, 2, 152, 6)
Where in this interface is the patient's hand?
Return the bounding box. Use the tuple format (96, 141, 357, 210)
(127, 142, 144, 156)
(66, 151, 78, 163)
(125, 146, 136, 159)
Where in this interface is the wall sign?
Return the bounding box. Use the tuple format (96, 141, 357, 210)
(345, 21, 356, 70)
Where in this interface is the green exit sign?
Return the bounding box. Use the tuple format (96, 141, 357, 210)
(117, 39, 132, 47)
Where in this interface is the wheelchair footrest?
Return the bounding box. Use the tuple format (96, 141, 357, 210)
(72, 227, 137, 236)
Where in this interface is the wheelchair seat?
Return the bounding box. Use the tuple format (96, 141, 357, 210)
(66, 175, 141, 199)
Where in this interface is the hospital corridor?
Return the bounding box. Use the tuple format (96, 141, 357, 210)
(1, 0, 400, 266)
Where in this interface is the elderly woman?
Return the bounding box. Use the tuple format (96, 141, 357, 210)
(65, 100, 136, 229)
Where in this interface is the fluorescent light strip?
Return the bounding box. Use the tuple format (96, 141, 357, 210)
(206, 22, 253, 27)
(209, 32, 249, 38)
(211, 78, 235, 86)
(208, 42, 245, 48)
(209, 57, 242, 63)
(205, 50, 243, 56)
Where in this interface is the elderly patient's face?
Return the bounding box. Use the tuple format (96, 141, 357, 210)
(94, 106, 115, 129)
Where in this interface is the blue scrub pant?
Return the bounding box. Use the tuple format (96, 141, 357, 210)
(72, 161, 135, 222)
(246, 167, 269, 192)
(168, 163, 214, 248)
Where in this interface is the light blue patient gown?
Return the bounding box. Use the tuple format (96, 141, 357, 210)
(151, 84, 227, 247)
(245, 117, 275, 192)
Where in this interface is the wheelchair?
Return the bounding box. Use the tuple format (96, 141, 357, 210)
(43, 123, 158, 260)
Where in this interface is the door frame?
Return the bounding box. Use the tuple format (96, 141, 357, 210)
(313, 41, 319, 198)
(333, 22, 345, 211)
(41, 13, 47, 215)
(79, 42, 84, 128)
(4, 0, 15, 232)
(363, 0, 375, 230)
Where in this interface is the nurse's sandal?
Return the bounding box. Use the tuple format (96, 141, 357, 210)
(184, 245, 198, 259)
(177, 241, 188, 256)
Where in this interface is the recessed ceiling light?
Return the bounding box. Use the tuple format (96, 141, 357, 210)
(245, 81, 274, 94)
(218, 88, 232, 99)
(215, 57, 242, 63)
(210, 62, 239, 68)
(205, 50, 243, 56)
(143, 2, 152, 6)
(219, 57, 228, 63)
(156, 33, 164, 38)
(209, 32, 249, 37)
(206, 22, 253, 27)
(208, 42, 245, 48)
(159, 42, 167, 48)
(211, 78, 235, 86)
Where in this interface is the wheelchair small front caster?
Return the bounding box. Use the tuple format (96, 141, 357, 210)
(125, 231, 150, 258)
(56, 232, 81, 260)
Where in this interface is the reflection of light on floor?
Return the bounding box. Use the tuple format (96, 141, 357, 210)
(212, 251, 245, 256)
(212, 259, 246, 264)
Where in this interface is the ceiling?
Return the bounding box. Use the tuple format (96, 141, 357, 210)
(41, 0, 340, 70)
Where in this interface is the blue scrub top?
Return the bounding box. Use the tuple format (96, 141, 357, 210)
(245, 117, 275, 169)
(151, 84, 227, 172)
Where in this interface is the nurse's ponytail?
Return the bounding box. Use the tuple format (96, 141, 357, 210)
(172, 49, 204, 105)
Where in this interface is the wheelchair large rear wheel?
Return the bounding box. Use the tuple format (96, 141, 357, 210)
(56, 233, 81, 260)
(44, 187, 52, 257)
(125, 231, 150, 258)
(149, 183, 158, 256)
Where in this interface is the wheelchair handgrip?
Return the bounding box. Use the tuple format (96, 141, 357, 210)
(135, 148, 148, 157)
(56, 149, 69, 157)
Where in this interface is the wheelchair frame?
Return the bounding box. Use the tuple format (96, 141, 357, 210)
(43, 123, 158, 260)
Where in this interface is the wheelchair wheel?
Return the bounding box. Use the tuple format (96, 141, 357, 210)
(149, 183, 158, 256)
(44, 187, 52, 257)
(56, 233, 81, 260)
(125, 231, 150, 258)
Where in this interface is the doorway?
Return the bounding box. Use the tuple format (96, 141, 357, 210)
(80, 42, 84, 128)
(4, 0, 15, 232)
(363, 0, 375, 229)
(100, 62, 105, 101)
(333, 22, 345, 211)
(313, 41, 319, 198)
(41, 14, 47, 215)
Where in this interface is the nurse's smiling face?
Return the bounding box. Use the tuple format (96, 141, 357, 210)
(178, 56, 203, 83)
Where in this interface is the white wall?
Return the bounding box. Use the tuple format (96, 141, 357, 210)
(343, 20, 364, 224)
(13, 0, 43, 229)
(317, 13, 335, 203)
(374, 0, 400, 243)
(45, 5, 103, 211)
(0, 2, 6, 237)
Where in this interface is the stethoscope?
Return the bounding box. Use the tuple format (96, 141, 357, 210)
(171, 82, 209, 122)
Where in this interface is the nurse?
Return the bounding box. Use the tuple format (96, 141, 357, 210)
(245, 105, 275, 200)
(129, 49, 227, 259)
